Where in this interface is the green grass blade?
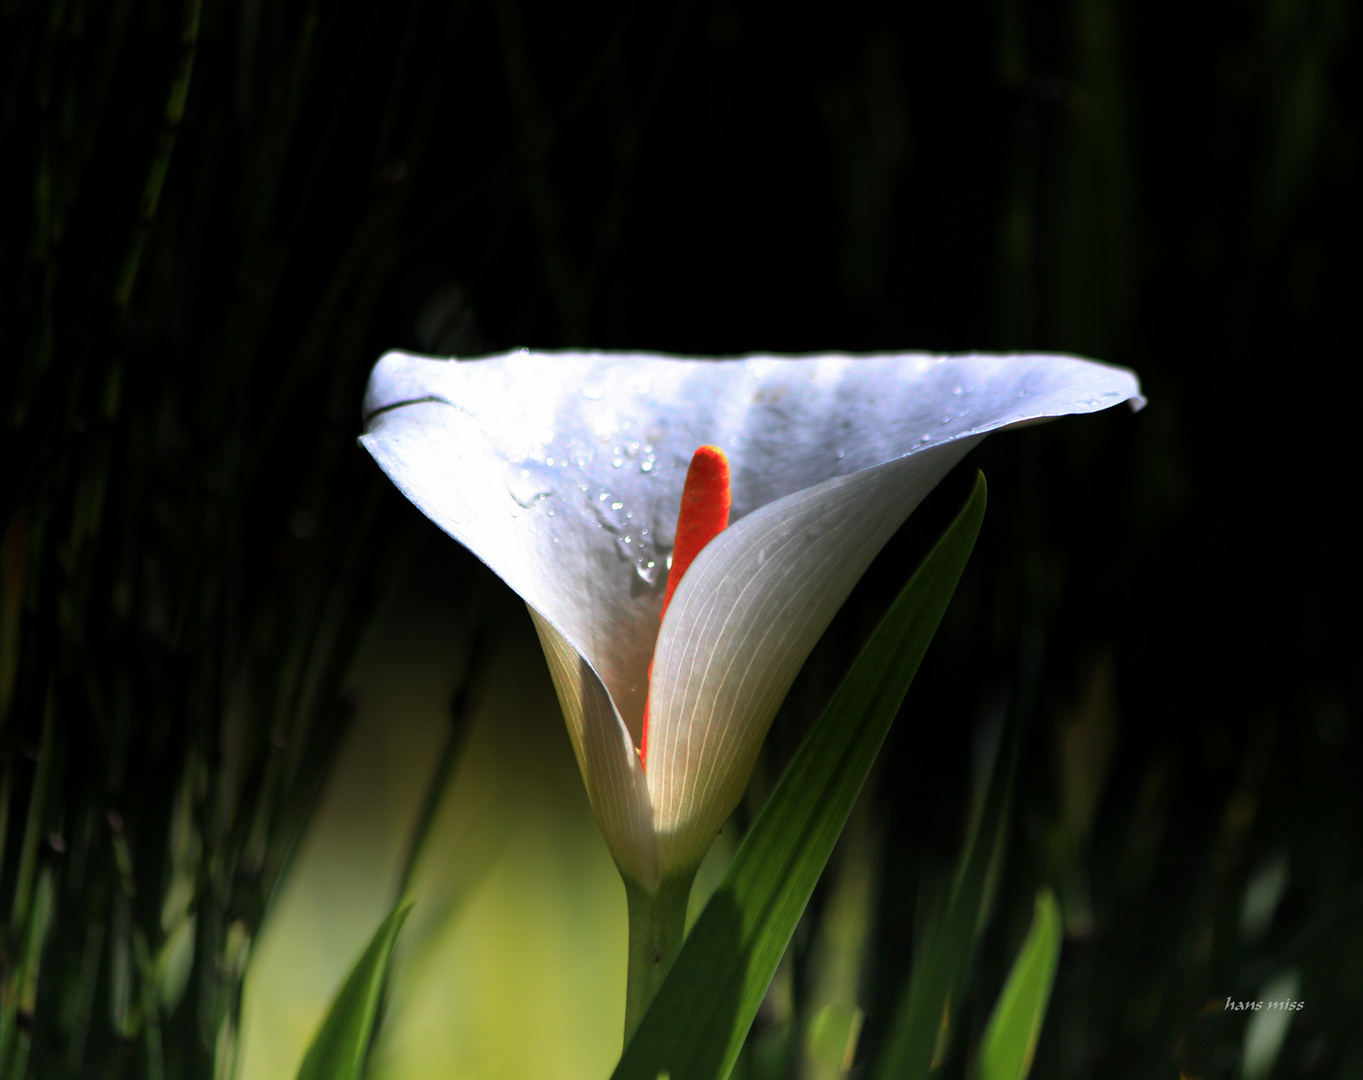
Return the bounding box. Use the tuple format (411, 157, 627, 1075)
(293, 903, 413, 1080)
(869, 677, 1016, 1080)
(972, 889, 1063, 1080)
(613, 472, 988, 1080)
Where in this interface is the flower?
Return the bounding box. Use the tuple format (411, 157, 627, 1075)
(360, 349, 1142, 893)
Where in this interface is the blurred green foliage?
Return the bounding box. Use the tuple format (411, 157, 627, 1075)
(2, 0, 1359, 1077)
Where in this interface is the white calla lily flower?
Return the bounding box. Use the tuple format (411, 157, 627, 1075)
(360, 349, 1143, 895)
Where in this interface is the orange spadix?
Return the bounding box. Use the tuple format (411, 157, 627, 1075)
(639, 445, 731, 770)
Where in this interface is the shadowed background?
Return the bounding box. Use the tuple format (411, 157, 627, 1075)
(1, 0, 1359, 1078)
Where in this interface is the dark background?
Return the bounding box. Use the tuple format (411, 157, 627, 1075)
(2, 0, 1359, 1077)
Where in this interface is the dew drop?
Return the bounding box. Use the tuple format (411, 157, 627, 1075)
(640, 459, 654, 473)
(599, 492, 609, 501)
(611, 501, 624, 510)
(952, 386, 963, 396)
(920, 433, 932, 443)
(613, 458, 624, 468)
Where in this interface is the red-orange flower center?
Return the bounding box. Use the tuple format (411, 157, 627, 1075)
(639, 445, 731, 771)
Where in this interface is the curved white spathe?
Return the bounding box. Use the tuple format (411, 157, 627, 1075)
(361, 349, 1143, 888)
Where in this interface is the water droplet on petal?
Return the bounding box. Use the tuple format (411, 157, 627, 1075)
(611, 501, 623, 510)
(640, 459, 654, 473)
(952, 385, 963, 396)
(613, 458, 624, 468)
(920, 433, 932, 443)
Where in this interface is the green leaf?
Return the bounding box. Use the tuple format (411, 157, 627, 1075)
(870, 663, 1017, 1080)
(293, 902, 413, 1080)
(973, 889, 1063, 1080)
(613, 472, 988, 1080)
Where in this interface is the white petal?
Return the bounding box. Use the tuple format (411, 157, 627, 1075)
(527, 608, 658, 890)
(644, 441, 978, 876)
(642, 352, 1143, 877)
(360, 349, 1142, 746)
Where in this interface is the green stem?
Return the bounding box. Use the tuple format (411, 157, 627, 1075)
(623, 873, 695, 1045)
(113, 0, 201, 311)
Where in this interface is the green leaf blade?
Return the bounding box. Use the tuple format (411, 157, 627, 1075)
(870, 677, 1016, 1080)
(974, 888, 1063, 1080)
(613, 472, 988, 1080)
(293, 902, 413, 1080)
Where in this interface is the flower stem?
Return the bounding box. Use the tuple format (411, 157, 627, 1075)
(623, 873, 695, 1044)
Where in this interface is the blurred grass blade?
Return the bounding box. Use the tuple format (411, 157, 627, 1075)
(870, 670, 1017, 1080)
(293, 902, 413, 1080)
(972, 889, 1063, 1080)
(613, 472, 987, 1080)
(1242, 969, 1300, 1080)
